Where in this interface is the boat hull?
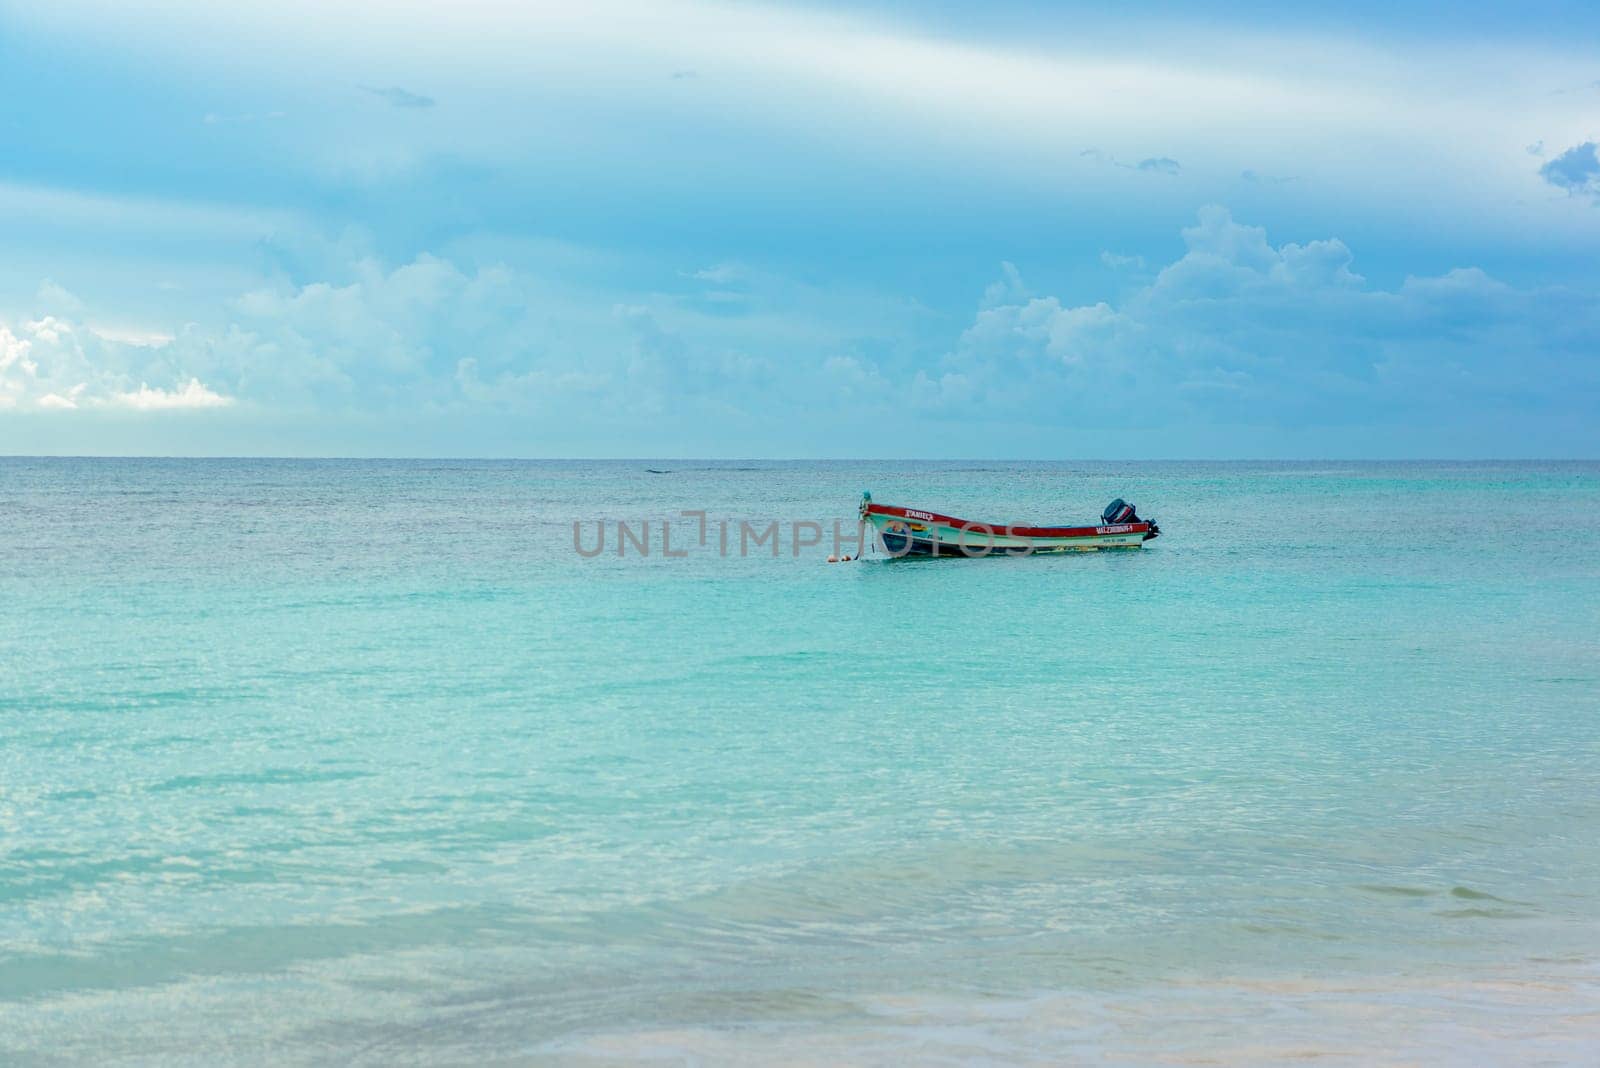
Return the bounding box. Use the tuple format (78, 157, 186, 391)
(863, 502, 1154, 556)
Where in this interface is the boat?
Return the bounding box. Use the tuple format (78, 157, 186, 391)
(858, 491, 1159, 557)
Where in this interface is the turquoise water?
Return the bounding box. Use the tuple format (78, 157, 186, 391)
(3, 459, 1599, 1064)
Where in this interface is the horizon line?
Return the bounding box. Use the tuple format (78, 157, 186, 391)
(3, 455, 1597, 464)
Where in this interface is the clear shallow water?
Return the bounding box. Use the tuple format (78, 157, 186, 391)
(2, 458, 1598, 1064)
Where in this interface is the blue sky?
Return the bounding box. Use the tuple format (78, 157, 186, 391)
(1, 0, 1597, 456)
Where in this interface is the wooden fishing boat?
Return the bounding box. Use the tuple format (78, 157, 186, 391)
(858, 491, 1159, 557)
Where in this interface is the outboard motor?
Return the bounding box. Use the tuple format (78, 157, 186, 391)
(1103, 498, 1160, 540)
(1101, 498, 1138, 525)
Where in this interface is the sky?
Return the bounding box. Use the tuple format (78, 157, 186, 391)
(1, 0, 1597, 457)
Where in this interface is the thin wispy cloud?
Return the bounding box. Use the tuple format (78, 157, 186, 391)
(203, 111, 286, 125)
(361, 85, 435, 109)
(1082, 149, 1182, 174)
(691, 263, 747, 284)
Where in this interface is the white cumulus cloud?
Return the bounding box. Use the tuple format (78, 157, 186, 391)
(0, 314, 233, 413)
(925, 206, 1600, 428)
(111, 378, 234, 410)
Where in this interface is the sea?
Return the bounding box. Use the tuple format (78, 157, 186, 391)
(2, 458, 1598, 1065)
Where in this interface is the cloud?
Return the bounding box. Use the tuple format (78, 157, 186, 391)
(202, 111, 286, 125)
(9, 214, 1594, 450)
(1, 242, 922, 432)
(88, 325, 177, 346)
(100, 247, 835, 421)
(214, 254, 565, 406)
(691, 263, 748, 285)
(1539, 142, 1600, 200)
(37, 387, 85, 410)
(16, 0, 1600, 248)
(112, 379, 234, 409)
(361, 85, 435, 109)
(0, 315, 233, 413)
(35, 279, 86, 317)
(453, 356, 610, 408)
(821, 354, 887, 401)
(670, 69, 697, 80)
(3, 258, 587, 417)
(924, 206, 1600, 429)
(980, 261, 1028, 308)
(615, 302, 774, 408)
(1100, 251, 1145, 270)
(1081, 149, 1182, 174)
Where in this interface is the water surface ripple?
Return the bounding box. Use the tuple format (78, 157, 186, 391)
(2, 459, 1598, 1063)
